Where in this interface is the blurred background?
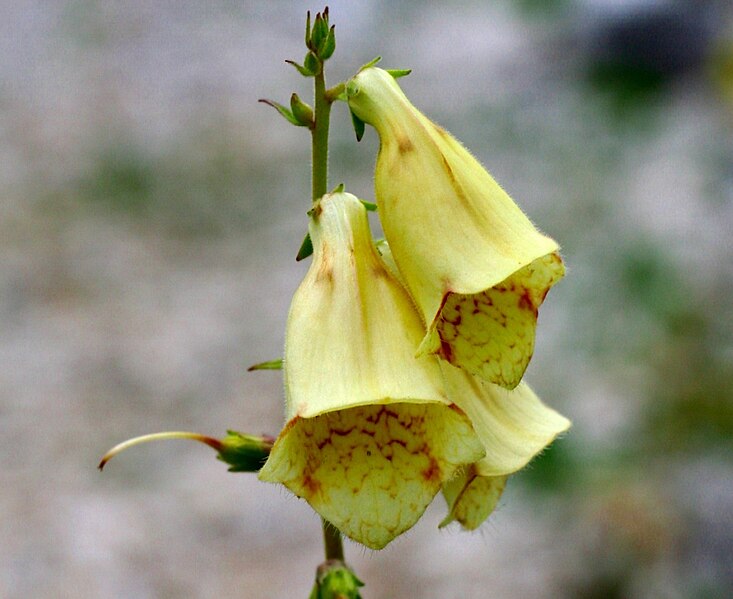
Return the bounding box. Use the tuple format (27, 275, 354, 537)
(2, 1, 732, 597)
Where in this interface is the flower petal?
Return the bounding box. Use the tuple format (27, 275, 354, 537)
(441, 363, 570, 477)
(429, 252, 565, 389)
(284, 192, 449, 419)
(259, 402, 484, 549)
(440, 466, 507, 530)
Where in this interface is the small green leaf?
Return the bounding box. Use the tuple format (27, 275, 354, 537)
(331, 183, 345, 193)
(319, 25, 336, 60)
(360, 199, 377, 211)
(247, 358, 283, 371)
(285, 59, 314, 77)
(296, 232, 314, 261)
(386, 68, 412, 79)
(258, 99, 301, 126)
(350, 109, 366, 141)
(304, 51, 321, 76)
(290, 93, 314, 127)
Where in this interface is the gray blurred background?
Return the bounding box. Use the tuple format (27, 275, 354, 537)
(2, 1, 732, 597)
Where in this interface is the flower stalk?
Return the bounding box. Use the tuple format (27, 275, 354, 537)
(307, 9, 345, 564)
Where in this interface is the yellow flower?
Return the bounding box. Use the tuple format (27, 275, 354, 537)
(258, 191, 485, 550)
(438, 363, 570, 529)
(347, 67, 565, 389)
(377, 242, 570, 530)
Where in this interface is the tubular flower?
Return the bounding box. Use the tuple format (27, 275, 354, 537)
(347, 67, 565, 389)
(258, 191, 485, 550)
(377, 242, 570, 530)
(441, 364, 570, 530)
(437, 362, 570, 528)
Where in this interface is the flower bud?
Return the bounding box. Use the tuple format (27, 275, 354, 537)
(258, 192, 484, 550)
(310, 560, 364, 599)
(347, 67, 565, 389)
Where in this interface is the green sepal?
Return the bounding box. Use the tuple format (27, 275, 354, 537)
(304, 51, 321, 76)
(216, 430, 273, 473)
(311, 560, 364, 599)
(285, 59, 315, 77)
(290, 93, 314, 127)
(247, 358, 283, 371)
(319, 25, 336, 60)
(296, 232, 314, 261)
(357, 56, 382, 73)
(311, 9, 329, 51)
(258, 99, 302, 126)
(386, 68, 412, 79)
(350, 109, 366, 141)
(331, 183, 346, 194)
(360, 199, 377, 211)
(305, 10, 311, 47)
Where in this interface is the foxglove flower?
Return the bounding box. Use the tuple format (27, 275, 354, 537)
(347, 67, 565, 389)
(258, 192, 485, 550)
(438, 363, 570, 529)
(376, 241, 570, 529)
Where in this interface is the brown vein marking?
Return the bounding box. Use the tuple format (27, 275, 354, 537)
(439, 337, 454, 363)
(517, 289, 537, 314)
(421, 455, 441, 483)
(315, 241, 334, 283)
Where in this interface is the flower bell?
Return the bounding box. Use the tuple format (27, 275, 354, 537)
(258, 191, 485, 550)
(438, 363, 570, 529)
(376, 241, 570, 530)
(347, 67, 565, 389)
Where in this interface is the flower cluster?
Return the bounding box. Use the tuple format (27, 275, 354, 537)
(259, 67, 569, 549)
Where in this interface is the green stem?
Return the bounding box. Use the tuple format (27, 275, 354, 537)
(311, 68, 331, 203)
(322, 517, 345, 561)
(311, 58, 344, 562)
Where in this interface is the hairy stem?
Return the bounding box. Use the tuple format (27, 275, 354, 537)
(322, 517, 345, 561)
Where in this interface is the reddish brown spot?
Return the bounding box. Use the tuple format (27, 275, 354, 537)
(518, 289, 535, 311)
(421, 456, 441, 483)
(301, 472, 321, 497)
(316, 436, 332, 450)
(397, 136, 414, 154)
